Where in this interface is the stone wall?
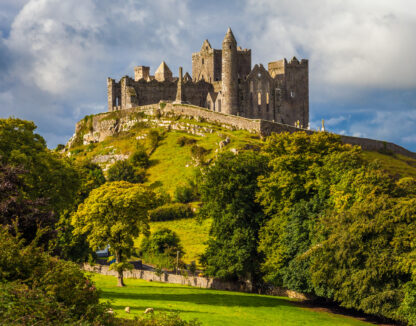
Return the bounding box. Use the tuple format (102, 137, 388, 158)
(70, 103, 416, 159)
(83, 263, 313, 300)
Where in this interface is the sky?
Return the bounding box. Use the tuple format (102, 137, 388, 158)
(0, 0, 416, 151)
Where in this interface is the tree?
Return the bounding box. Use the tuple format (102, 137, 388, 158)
(0, 118, 80, 214)
(140, 228, 184, 270)
(199, 151, 268, 283)
(72, 181, 156, 286)
(107, 160, 146, 183)
(0, 164, 55, 245)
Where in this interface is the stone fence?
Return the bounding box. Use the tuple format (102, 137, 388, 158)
(83, 263, 312, 300)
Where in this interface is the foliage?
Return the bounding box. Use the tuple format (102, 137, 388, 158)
(257, 132, 416, 324)
(0, 118, 80, 214)
(107, 160, 146, 183)
(177, 136, 197, 147)
(148, 130, 161, 153)
(140, 228, 184, 269)
(72, 181, 156, 286)
(199, 151, 268, 282)
(130, 149, 150, 168)
(53, 161, 106, 263)
(190, 145, 209, 165)
(119, 313, 201, 326)
(0, 164, 55, 244)
(149, 203, 194, 221)
(0, 226, 113, 325)
(174, 182, 198, 203)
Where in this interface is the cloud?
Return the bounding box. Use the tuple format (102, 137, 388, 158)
(0, 0, 415, 152)
(244, 0, 416, 90)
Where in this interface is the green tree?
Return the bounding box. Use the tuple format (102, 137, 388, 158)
(0, 118, 80, 214)
(107, 160, 146, 183)
(72, 181, 156, 286)
(130, 149, 150, 168)
(199, 151, 268, 283)
(140, 228, 184, 270)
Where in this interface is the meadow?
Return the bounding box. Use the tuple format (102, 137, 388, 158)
(93, 274, 374, 326)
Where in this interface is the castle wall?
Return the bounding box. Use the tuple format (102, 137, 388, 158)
(237, 50, 251, 80)
(182, 82, 213, 107)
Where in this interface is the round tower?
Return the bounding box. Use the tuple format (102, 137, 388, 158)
(221, 28, 238, 115)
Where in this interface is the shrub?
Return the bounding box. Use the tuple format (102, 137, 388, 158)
(190, 145, 209, 165)
(130, 149, 150, 169)
(0, 227, 113, 325)
(177, 136, 197, 147)
(174, 184, 197, 203)
(149, 203, 193, 221)
(148, 130, 161, 152)
(140, 228, 184, 270)
(107, 160, 145, 183)
(119, 313, 201, 326)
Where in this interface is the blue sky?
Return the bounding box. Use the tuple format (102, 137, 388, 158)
(0, 0, 416, 151)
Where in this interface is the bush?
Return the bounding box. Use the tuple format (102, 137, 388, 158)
(148, 130, 161, 152)
(0, 227, 113, 325)
(174, 183, 197, 203)
(130, 149, 150, 169)
(177, 136, 197, 147)
(107, 160, 146, 183)
(118, 313, 201, 326)
(140, 228, 184, 270)
(149, 203, 193, 221)
(190, 145, 209, 165)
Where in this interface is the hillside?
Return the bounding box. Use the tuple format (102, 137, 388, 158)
(66, 106, 416, 266)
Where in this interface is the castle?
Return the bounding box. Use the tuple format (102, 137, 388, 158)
(107, 28, 309, 128)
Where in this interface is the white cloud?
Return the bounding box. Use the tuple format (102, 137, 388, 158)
(244, 0, 416, 90)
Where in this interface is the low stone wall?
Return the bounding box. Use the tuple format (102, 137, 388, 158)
(83, 263, 251, 292)
(165, 103, 261, 134)
(83, 263, 313, 300)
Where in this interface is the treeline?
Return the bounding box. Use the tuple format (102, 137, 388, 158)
(199, 132, 416, 325)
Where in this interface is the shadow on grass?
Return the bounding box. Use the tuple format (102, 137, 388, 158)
(102, 290, 294, 308)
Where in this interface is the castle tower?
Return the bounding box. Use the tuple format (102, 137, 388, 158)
(221, 28, 238, 115)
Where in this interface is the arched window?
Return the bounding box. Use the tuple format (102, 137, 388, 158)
(258, 92, 261, 106)
(266, 92, 269, 112)
(202, 58, 204, 65)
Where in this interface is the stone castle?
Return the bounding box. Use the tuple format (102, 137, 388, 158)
(107, 28, 309, 127)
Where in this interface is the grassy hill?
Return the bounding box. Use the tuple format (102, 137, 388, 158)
(68, 111, 416, 268)
(93, 273, 374, 326)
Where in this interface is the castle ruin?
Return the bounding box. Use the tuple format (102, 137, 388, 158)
(107, 28, 309, 127)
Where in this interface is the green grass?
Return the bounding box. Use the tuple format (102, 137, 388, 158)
(362, 151, 416, 178)
(135, 217, 212, 266)
(92, 274, 372, 326)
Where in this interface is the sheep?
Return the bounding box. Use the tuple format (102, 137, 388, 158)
(144, 308, 154, 314)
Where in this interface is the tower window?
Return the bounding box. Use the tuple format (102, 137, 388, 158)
(258, 92, 261, 105)
(202, 58, 204, 65)
(291, 91, 295, 98)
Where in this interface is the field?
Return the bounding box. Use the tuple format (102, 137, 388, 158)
(93, 274, 373, 326)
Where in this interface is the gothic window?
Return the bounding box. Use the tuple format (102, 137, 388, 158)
(250, 93, 253, 109)
(291, 91, 295, 98)
(218, 99, 221, 112)
(116, 97, 119, 106)
(266, 92, 269, 112)
(202, 58, 204, 65)
(258, 92, 261, 105)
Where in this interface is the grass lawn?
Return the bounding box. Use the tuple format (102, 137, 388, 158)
(93, 274, 372, 326)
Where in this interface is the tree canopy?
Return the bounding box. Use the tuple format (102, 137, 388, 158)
(72, 181, 156, 286)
